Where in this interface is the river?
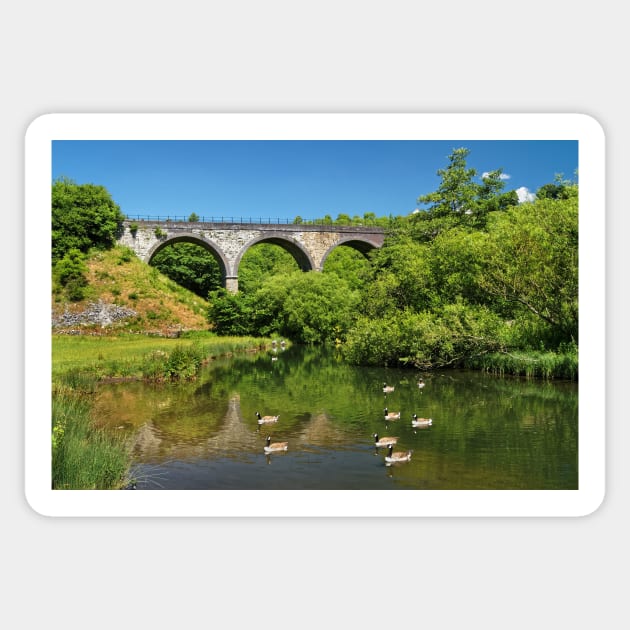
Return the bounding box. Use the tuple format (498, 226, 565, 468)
(93, 344, 578, 490)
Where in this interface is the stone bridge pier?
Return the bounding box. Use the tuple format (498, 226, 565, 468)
(117, 220, 385, 292)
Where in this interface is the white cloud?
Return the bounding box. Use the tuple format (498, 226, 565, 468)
(516, 186, 536, 203)
(482, 172, 511, 180)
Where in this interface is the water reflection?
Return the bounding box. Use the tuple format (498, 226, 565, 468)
(94, 344, 578, 490)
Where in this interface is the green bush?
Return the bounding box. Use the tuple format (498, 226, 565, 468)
(208, 289, 253, 336)
(54, 248, 89, 301)
(344, 303, 504, 368)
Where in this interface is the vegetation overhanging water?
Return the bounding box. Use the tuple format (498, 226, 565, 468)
(84, 344, 578, 491)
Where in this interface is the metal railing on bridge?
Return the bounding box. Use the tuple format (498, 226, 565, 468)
(124, 215, 387, 228)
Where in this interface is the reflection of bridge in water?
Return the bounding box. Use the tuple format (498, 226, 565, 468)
(132, 393, 359, 461)
(117, 219, 385, 292)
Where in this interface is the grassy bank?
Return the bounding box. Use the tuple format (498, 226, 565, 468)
(52, 381, 131, 489)
(53, 246, 209, 335)
(53, 331, 274, 380)
(465, 347, 578, 380)
(52, 331, 276, 488)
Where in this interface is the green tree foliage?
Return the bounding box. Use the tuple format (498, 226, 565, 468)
(361, 237, 435, 317)
(342, 147, 578, 369)
(208, 271, 360, 344)
(344, 303, 504, 368)
(427, 228, 488, 307)
(188, 212, 200, 222)
(52, 177, 125, 262)
(322, 246, 372, 291)
(280, 272, 360, 343)
(238, 243, 301, 294)
(247, 274, 292, 336)
(150, 242, 223, 298)
(478, 195, 579, 346)
(207, 289, 253, 336)
(475, 170, 519, 220)
(417, 147, 479, 218)
(535, 174, 578, 200)
(410, 148, 518, 240)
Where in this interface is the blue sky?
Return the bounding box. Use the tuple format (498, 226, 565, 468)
(52, 140, 578, 222)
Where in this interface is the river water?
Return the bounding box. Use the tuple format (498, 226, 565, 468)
(94, 344, 578, 490)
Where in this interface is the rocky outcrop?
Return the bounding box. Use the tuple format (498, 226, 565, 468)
(52, 300, 137, 329)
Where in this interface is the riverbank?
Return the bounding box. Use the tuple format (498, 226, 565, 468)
(53, 331, 275, 380)
(52, 331, 277, 489)
(464, 346, 578, 380)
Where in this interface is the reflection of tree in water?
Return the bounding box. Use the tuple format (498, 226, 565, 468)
(104, 343, 577, 489)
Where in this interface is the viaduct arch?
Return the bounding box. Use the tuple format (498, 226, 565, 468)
(118, 220, 385, 292)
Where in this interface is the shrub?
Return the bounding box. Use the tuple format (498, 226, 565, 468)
(54, 248, 89, 301)
(207, 289, 253, 336)
(344, 303, 504, 368)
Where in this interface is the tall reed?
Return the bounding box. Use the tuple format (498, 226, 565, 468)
(466, 348, 578, 380)
(52, 384, 131, 489)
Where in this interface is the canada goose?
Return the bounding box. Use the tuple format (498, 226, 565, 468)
(382, 383, 395, 393)
(412, 414, 433, 427)
(373, 433, 398, 448)
(256, 411, 279, 425)
(384, 407, 401, 421)
(264, 436, 288, 453)
(385, 444, 412, 465)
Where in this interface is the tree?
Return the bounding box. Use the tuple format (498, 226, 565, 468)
(238, 243, 301, 294)
(417, 147, 479, 218)
(536, 174, 579, 200)
(335, 213, 352, 225)
(361, 237, 435, 317)
(411, 148, 518, 238)
(281, 272, 360, 343)
(188, 212, 200, 222)
(52, 177, 125, 262)
(322, 246, 372, 291)
(207, 289, 252, 336)
(150, 242, 222, 298)
(478, 195, 578, 345)
(474, 169, 518, 222)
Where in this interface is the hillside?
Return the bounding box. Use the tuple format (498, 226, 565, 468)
(52, 246, 210, 335)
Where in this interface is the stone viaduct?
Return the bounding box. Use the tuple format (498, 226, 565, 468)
(117, 219, 385, 292)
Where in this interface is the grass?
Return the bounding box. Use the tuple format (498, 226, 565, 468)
(465, 348, 579, 380)
(53, 332, 274, 380)
(52, 383, 131, 489)
(52, 245, 209, 335)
